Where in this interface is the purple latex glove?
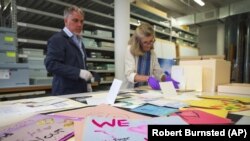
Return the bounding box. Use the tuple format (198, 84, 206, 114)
(165, 76, 179, 89)
(148, 76, 161, 90)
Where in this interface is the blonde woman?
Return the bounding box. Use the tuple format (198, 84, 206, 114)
(125, 23, 160, 89)
(124, 23, 179, 89)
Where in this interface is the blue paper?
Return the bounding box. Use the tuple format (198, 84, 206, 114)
(131, 104, 178, 116)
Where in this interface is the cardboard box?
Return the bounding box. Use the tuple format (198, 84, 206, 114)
(218, 83, 250, 95)
(180, 59, 231, 92)
(177, 56, 201, 61)
(202, 55, 225, 60)
(133, 1, 167, 18)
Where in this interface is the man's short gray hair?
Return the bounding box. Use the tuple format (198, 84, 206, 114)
(64, 5, 84, 18)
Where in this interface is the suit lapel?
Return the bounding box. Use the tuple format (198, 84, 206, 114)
(61, 30, 86, 68)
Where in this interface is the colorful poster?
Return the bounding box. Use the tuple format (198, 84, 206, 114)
(82, 116, 187, 141)
(54, 104, 150, 141)
(0, 114, 76, 141)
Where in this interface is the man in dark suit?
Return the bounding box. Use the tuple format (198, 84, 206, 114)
(45, 5, 92, 95)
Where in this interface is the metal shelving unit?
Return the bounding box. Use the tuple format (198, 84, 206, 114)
(130, 3, 198, 47)
(130, 3, 171, 41)
(10, 0, 115, 91)
(171, 26, 198, 47)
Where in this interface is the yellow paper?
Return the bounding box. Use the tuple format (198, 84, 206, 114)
(186, 99, 247, 112)
(4, 36, 14, 42)
(6, 51, 16, 57)
(199, 95, 250, 104)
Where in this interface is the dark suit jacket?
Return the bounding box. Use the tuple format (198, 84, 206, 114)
(45, 30, 88, 95)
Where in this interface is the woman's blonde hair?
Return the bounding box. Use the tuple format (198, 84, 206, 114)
(128, 22, 155, 56)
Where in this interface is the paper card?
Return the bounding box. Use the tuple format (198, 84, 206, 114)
(0, 114, 76, 141)
(180, 108, 228, 118)
(54, 104, 150, 141)
(148, 99, 188, 108)
(131, 104, 178, 116)
(163, 101, 188, 108)
(172, 109, 232, 124)
(82, 116, 188, 141)
(69, 96, 92, 103)
(113, 101, 142, 109)
(171, 66, 185, 89)
(106, 79, 123, 104)
(0, 69, 10, 79)
(186, 99, 247, 112)
(159, 82, 177, 95)
(171, 65, 203, 91)
(198, 95, 250, 104)
(86, 98, 107, 105)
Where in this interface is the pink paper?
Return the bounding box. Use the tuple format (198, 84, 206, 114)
(172, 109, 232, 124)
(54, 104, 150, 141)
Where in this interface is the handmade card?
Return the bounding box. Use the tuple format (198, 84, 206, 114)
(82, 116, 187, 141)
(0, 114, 77, 141)
(131, 104, 178, 116)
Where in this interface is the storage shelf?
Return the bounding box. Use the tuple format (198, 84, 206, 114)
(130, 23, 171, 38)
(89, 70, 115, 73)
(17, 22, 114, 43)
(130, 4, 170, 23)
(172, 35, 198, 43)
(85, 47, 114, 52)
(18, 38, 47, 45)
(87, 58, 115, 62)
(130, 3, 198, 47)
(12, 0, 115, 92)
(17, 0, 114, 27)
(83, 34, 114, 42)
(131, 12, 170, 28)
(100, 81, 113, 84)
(172, 26, 198, 36)
(17, 6, 114, 31)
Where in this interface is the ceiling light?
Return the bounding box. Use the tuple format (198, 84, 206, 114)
(193, 0, 205, 6)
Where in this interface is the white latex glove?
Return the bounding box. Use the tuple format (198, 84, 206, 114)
(87, 83, 92, 92)
(80, 70, 93, 81)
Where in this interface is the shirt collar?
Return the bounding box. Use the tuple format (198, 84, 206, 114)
(63, 27, 74, 38)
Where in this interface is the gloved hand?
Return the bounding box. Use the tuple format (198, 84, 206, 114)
(165, 75, 179, 89)
(147, 76, 161, 90)
(87, 83, 92, 92)
(80, 69, 93, 81)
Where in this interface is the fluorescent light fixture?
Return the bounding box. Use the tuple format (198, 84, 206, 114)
(194, 0, 205, 6)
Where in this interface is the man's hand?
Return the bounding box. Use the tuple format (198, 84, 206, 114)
(80, 70, 93, 81)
